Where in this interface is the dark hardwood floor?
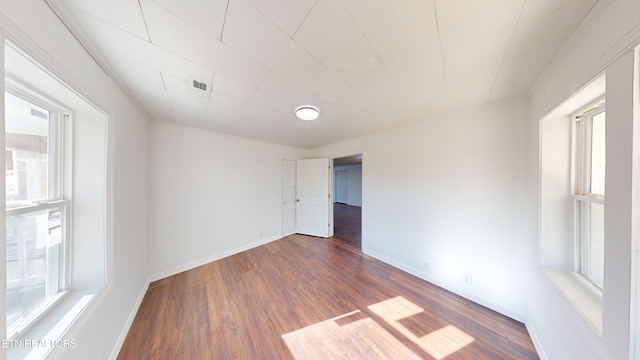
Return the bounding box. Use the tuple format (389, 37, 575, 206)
(118, 228, 538, 359)
(333, 203, 361, 249)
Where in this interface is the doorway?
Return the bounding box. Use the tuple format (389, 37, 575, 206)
(332, 155, 362, 249)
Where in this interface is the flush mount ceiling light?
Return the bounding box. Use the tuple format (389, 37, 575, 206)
(295, 105, 320, 121)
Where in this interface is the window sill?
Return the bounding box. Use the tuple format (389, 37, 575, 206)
(7, 288, 97, 360)
(8, 291, 69, 340)
(542, 267, 603, 335)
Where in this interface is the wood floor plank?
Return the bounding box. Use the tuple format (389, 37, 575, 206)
(333, 203, 362, 249)
(118, 210, 538, 359)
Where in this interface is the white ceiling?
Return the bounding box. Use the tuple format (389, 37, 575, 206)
(47, 0, 597, 148)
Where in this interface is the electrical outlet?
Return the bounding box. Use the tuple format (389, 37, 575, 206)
(463, 273, 472, 285)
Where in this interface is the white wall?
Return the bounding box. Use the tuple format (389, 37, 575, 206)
(539, 115, 572, 271)
(313, 96, 532, 320)
(527, 1, 640, 359)
(148, 122, 308, 279)
(334, 164, 362, 207)
(0, 1, 150, 359)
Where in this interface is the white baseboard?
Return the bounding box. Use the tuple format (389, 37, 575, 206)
(108, 235, 282, 359)
(108, 278, 150, 360)
(362, 247, 525, 323)
(525, 319, 549, 360)
(149, 235, 282, 282)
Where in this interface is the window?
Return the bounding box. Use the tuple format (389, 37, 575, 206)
(2, 41, 109, 359)
(572, 103, 605, 289)
(5, 88, 70, 338)
(539, 74, 605, 333)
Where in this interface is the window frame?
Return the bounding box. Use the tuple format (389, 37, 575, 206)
(571, 100, 606, 291)
(4, 79, 72, 339)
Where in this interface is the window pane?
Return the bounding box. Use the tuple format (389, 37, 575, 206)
(5, 92, 50, 204)
(577, 201, 604, 289)
(6, 207, 63, 334)
(590, 111, 606, 195)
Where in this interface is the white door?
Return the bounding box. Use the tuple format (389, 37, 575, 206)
(335, 170, 348, 204)
(296, 158, 330, 237)
(282, 160, 297, 236)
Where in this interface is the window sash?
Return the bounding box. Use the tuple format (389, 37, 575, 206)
(572, 103, 606, 290)
(6, 202, 69, 338)
(573, 194, 604, 204)
(573, 197, 605, 289)
(4, 78, 71, 339)
(6, 199, 69, 217)
(4, 84, 65, 209)
(574, 105, 605, 196)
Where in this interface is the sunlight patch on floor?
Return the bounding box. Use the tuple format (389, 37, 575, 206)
(282, 310, 420, 359)
(420, 325, 475, 359)
(368, 296, 475, 360)
(367, 296, 424, 320)
(283, 296, 475, 359)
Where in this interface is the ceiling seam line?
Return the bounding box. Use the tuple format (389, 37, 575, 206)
(43, 1, 114, 81)
(432, 0, 450, 112)
(151, 1, 223, 42)
(219, 0, 230, 41)
(244, 0, 297, 40)
(138, 0, 153, 44)
(292, 0, 319, 39)
(487, 0, 527, 102)
(361, 34, 406, 98)
(256, 69, 271, 91)
(339, 0, 362, 35)
(204, 45, 224, 117)
(66, 5, 149, 43)
(43, 0, 154, 121)
(340, 0, 410, 99)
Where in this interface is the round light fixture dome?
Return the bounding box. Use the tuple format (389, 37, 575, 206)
(295, 105, 320, 121)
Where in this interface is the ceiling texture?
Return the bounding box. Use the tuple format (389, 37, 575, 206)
(47, 0, 597, 148)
